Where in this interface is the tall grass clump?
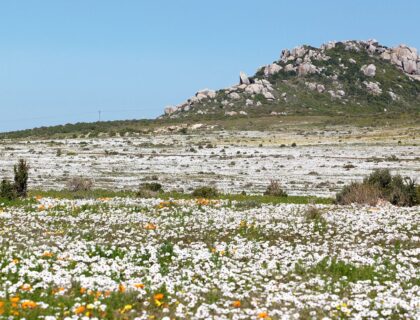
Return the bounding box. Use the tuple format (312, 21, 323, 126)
(264, 180, 288, 197)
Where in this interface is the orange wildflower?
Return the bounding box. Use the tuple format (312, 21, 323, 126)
(153, 293, 164, 300)
(133, 283, 145, 289)
(21, 300, 37, 309)
(80, 287, 87, 294)
(74, 305, 86, 314)
(42, 251, 54, 258)
(258, 312, 269, 318)
(196, 198, 210, 206)
(157, 201, 175, 209)
(10, 296, 20, 308)
(118, 284, 126, 293)
(232, 300, 241, 308)
(145, 223, 157, 230)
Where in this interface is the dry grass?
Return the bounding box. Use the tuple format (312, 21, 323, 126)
(336, 182, 381, 206)
(66, 177, 93, 192)
(264, 180, 287, 197)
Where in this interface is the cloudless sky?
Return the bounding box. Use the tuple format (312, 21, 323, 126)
(0, 0, 419, 132)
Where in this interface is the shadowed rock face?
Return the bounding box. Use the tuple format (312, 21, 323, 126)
(161, 39, 420, 118)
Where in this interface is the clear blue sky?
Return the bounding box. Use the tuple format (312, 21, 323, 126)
(0, 0, 419, 132)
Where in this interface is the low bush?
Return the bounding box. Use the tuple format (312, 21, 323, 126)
(336, 169, 418, 207)
(192, 186, 219, 198)
(336, 182, 381, 206)
(0, 179, 17, 200)
(136, 189, 158, 198)
(140, 182, 163, 192)
(0, 159, 29, 200)
(417, 185, 420, 202)
(136, 182, 164, 198)
(67, 177, 93, 192)
(264, 180, 288, 197)
(305, 205, 323, 220)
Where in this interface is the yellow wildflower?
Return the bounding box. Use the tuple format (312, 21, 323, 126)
(120, 304, 132, 313)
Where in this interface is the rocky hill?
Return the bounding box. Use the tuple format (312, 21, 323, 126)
(161, 40, 420, 119)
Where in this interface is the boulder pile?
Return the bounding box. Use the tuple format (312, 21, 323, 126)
(162, 39, 420, 118)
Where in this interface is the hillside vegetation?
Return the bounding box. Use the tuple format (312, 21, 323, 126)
(162, 40, 420, 119)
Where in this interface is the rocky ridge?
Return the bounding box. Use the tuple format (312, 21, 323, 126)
(162, 40, 420, 118)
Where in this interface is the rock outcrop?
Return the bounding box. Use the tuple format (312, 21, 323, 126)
(161, 39, 420, 119)
(361, 64, 376, 77)
(364, 81, 382, 95)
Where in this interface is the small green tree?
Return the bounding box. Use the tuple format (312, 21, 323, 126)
(14, 159, 29, 198)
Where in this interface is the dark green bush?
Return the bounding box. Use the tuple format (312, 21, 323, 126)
(0, 179, 17, 200)
(140, 182, 163, 192)
(364, 168, 392, 190)
(192, 186, 219, 198)
(14, 159, 29, 197)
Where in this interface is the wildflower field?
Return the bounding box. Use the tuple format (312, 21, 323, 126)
(0, 196, 418, 319)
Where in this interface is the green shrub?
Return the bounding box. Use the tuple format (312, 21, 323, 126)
(136, 182, 164, 198)
(14, 159, 29, 198)
(0, 179, 17, 200)
(364, 168, 392, 190)
(388, 176, 418, 207)
(336, 169, 418, 206)
(140, 182, 163, 192)
(192, 186, 219, 198)
(417, 185, 420, 202)
(136, 188, 158, 198)
(264, 180, 287, 197)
